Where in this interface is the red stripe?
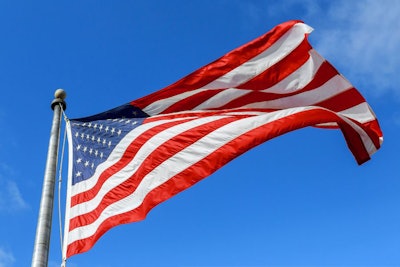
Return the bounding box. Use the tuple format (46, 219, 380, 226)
(302, 60, 338, 91)
(162, 89, 224, 114)
(362, 119, 382, 149)
(130, 20, 302, 111)
(237, 39, 312, 90)
(143, 109, 272, 123)
(315, 88, 366, 112)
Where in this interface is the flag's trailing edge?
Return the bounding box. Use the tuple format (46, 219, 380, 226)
(62, 20, 383, 259)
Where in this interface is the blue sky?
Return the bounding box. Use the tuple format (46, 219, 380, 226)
(0, 1, 399, 266)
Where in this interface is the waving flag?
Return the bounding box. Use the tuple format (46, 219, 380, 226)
(62, 20, 383, 259)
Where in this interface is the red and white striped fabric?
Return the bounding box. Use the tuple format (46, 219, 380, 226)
(63, 20, 383, 259)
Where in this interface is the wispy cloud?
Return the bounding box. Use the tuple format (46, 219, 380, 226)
(0, 247, 15, 267)
(0, 163, 29, 212)
(6, 181, 29, 210)
(393, 112, 400, 126)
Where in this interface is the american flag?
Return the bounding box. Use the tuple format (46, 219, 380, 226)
(63, 20, 383, 259)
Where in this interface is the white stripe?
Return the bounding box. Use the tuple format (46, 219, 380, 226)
(224, 111, 271, 116)
(244, 74, 352, 109)
(299, 103, 376, 128)
(69, 115, 231, 218)
(142, 89, 205, 115)
(62, 121, 74, 260)
(338, 113, 378, 156)
(193, 88, 251, 110)
(262, 49, 324, 94)
(142, 22, 313, 115)
(67, 106, 315, 244)
(339, 102, 376, 123)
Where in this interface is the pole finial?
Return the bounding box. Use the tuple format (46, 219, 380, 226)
(55, 89, 67, 100)
(51, 89, 67, 111)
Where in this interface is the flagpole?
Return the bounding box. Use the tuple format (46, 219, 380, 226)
(32, 89, 67, 267)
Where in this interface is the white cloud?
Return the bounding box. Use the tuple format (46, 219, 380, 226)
(393, 112, 400, 126)
(313, 0, 400, 97)
(6, 181, 29, 210)
(0, 163, 28, 212)
(0, 248, 15, 267)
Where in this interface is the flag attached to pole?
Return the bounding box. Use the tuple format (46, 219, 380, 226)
(62, 20, 383, 259)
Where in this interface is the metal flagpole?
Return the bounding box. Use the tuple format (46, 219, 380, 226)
(32, 89, 67, 267)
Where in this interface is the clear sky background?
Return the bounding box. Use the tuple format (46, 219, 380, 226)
(0, 1, 399, 266)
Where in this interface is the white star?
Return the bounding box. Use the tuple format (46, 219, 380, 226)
(84, 161, 89, 167)
(99, 124, 103, 131)
(111, 128, 115, 134)
(117, 129, 122, 136)
(83, 147, 88, 153)
(76, 171, 82, 177)
(76, 144, 81, 151)
(105, 126, 109, 132)
(76, 158, 82, 164)
(75, 132, 79, 138)
(108, 141, 112, 147)
(89, 148, 93, 155)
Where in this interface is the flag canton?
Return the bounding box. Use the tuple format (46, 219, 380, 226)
(70, 118, 144, 185)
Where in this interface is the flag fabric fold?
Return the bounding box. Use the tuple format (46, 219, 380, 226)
(62, 20, 383, 259)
